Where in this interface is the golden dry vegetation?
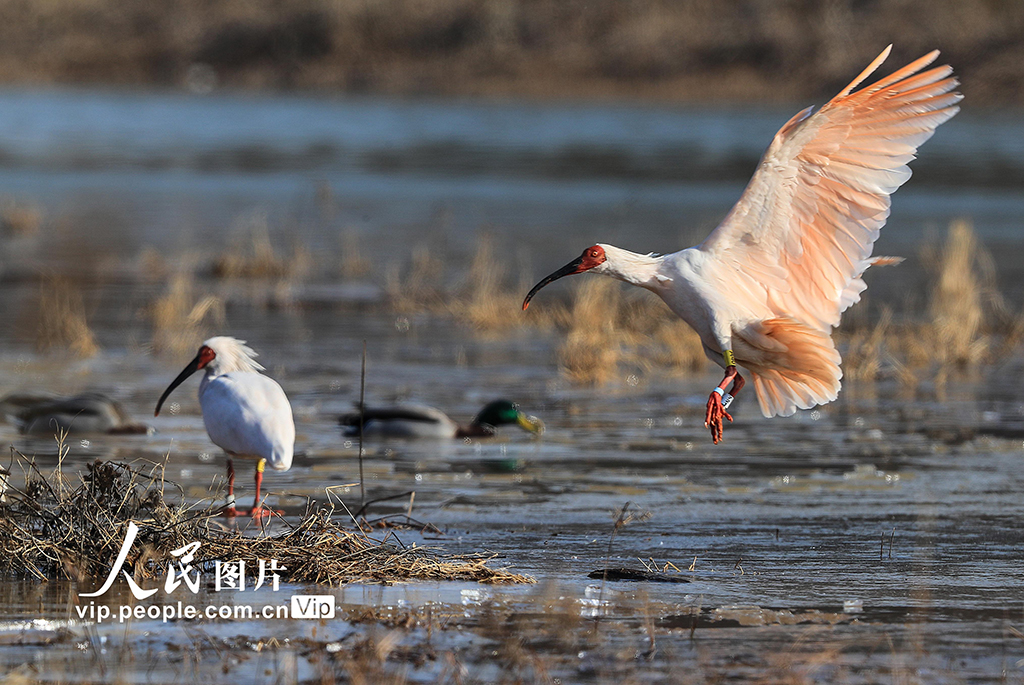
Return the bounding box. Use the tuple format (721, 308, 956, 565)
(149, 271, 225, 359)
(0, 454, 531, 586)
(31, 215, 1017, 396)
(212, 220, 312, 282)
(838, 220, 1019, 396)
(34, 276, 99, 359)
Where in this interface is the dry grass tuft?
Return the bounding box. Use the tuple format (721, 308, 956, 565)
(650, 318, 707, 374)
(150, 272, 225, 358)
(0, 199, 42, 237)
(927, 219, 990, 373)
(449, 233, 553, 333)
(212, 221, 312, 281)
(841, 219, 1011, 390)
(551, 279, 707, 386)
(843, 308, 892, 382)
(35, 276, 99, 358)
(340, 227, 371, 280)
(453, 233, 514, 330)
(380, 234, 573, 338)
(622, 295, 706, 375)
(558, 278, 624, 386)
(384, 244, 447, 313)
(0, 455, 532, 586)
(136, 247, 170, 282)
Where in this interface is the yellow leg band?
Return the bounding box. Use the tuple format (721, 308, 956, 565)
(723, 350, 736, 367)
(256, 458, 266, 474)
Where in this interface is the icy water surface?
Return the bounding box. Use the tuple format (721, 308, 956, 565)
(0, 89, 1022, 681)
(2, 334, 1024, 683)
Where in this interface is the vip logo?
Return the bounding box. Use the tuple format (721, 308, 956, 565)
(290, 595, 335, 619)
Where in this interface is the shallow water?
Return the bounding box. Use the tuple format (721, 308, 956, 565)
(3, 343, 1024, 682)
(0, 89, 1023, 682)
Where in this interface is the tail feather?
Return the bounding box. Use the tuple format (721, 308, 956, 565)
(733, 317, 842, 417)
(839, 255, 904, 317)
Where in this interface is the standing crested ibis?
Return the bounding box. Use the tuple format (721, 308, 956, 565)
(522, 46, 960, 443)
(155, 337, 294, 517)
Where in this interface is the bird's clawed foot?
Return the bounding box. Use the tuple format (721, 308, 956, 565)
(704, 391, 733, 445)
(222, 505, 281, 519)
(249, 505, 283, 519)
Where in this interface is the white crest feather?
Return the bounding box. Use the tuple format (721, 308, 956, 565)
(202, 336, 265, 374)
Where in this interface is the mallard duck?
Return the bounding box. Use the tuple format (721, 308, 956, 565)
(340, 399, 543, 439)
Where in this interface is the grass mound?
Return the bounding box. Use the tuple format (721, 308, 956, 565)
(0, 455, 531, 587)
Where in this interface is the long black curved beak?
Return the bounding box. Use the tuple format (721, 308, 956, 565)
(154, 354, 201, 416)
(522, 256, 584, 310)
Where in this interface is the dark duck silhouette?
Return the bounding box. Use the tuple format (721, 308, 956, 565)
(341, 399, 544, 439)
(0, 392, 151, 436)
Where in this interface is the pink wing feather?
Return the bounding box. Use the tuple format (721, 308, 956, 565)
(700, 46, 961, 331)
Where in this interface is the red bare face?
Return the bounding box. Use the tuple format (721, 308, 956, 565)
(196, 345, 216, 369)
(579, 245, 607, 272)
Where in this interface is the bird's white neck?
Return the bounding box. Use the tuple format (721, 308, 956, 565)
(592, 244, 666, 290)
(198, 355, 262, 398)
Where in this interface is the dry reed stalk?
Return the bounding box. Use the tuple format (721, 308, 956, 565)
(450, 234, 539, 333)
(35, 276, 99, 358)
(616, 294, 707, 374)
(991, 312, 1024, 361)
(553, 284, 708, 385)
(384, 244, 446, 313)
(0, 456, 532, 587)
(839, 220, 1004, 389)
(928, 220, 989, 374)
(212, 221, 312, 281)
(340, 227, 371, 280)
(885, 338, 924, 401)
(452, 233, 510, 329)
(891, 321, 936, 371)
(558, 278, 623, 385)
(649, 318, 707, 374)
(150, 272, 225, 358)
(842, 307, 892, 382)
(136, 247, 170, 282)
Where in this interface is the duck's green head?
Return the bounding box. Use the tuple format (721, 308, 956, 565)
(473, 400, 544, 435)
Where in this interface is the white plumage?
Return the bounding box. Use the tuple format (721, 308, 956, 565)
(523, 47, 960, 443)
(156, 336, 294, 516)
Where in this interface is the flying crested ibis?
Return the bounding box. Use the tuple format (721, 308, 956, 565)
(155, 336, 294, 517)
(340, 399, 544, 439)
(522, 46, 960, 443)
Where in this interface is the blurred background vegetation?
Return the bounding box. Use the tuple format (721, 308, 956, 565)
(0, 0, 1019, 104)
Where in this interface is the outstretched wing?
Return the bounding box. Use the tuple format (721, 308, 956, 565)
(700, 46, 960, 330)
